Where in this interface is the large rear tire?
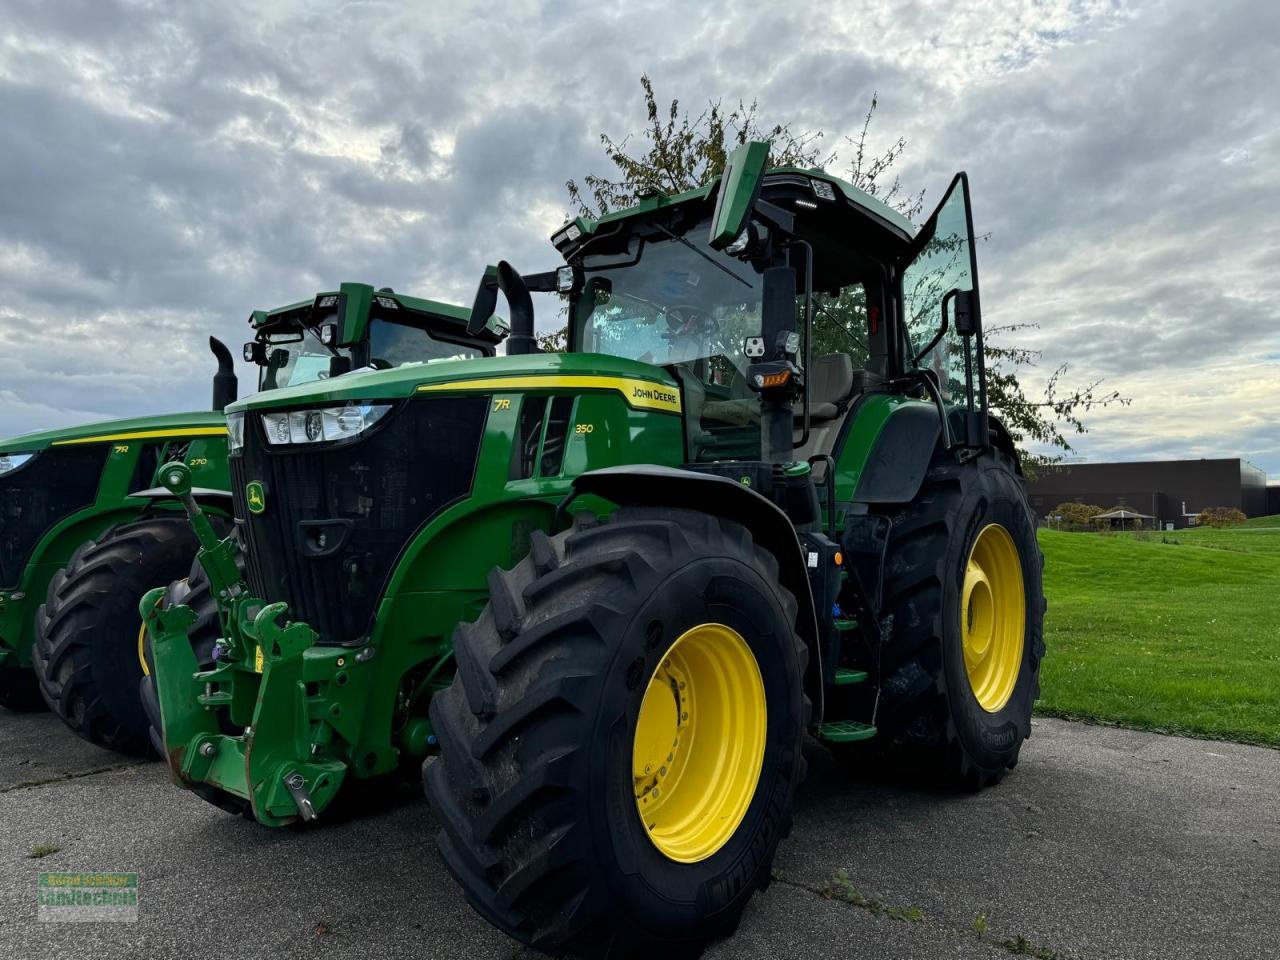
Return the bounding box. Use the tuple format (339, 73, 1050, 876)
(840, 448, 1044, 787)
(33, 517, 213, 756)
(424, 508, 808, 959)
(0, 666, 45, 712)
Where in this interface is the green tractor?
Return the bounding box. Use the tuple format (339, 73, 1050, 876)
(0, 285, 495, 757)
(144, 143, 1044, 957)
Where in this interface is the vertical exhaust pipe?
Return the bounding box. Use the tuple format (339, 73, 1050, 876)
(209, 336, 238, 412)
(497, 261, 539, 356)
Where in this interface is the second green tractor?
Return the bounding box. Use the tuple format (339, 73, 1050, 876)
(145, 144, 1045, 958)
(0, 285, 494, 755)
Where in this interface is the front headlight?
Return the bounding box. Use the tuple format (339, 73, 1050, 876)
(0, 451, 36, 476)
(226, 412, 245, 452)
(260, 403, 392, 446)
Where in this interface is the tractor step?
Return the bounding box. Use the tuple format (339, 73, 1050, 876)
(818, 720, 877, 743)
(833, 667, 867, 685)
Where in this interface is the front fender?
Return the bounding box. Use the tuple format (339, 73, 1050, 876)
(571, 465, 824, 728)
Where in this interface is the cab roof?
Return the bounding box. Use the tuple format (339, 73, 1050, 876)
(550, 165, 916, 256)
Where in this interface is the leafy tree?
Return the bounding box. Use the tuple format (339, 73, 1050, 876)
(1051, 501, 1104, 531)
(560, 75, 1127, 468)
(1197, 506, 1246, 528)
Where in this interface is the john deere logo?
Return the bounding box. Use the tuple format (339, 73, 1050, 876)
(246, 481, 266, 515)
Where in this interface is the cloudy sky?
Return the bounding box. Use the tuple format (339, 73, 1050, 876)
(1, 0, 1277, 474)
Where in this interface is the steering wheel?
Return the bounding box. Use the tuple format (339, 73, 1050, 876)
(663, 305, 720, 342)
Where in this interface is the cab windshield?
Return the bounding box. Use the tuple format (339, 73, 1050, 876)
(260, 325, 337, 390)
(369, 316, 485, 368)
(570, 222, 764, 460)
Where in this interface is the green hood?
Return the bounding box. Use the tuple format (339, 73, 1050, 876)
(225, 353, 682, 415)
(0, 410, 227, 455)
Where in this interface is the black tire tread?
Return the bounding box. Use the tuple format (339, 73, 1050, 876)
(848, 449, 1045, 788)
(32, 517, 210, 756)
(424, 508, 809, 958)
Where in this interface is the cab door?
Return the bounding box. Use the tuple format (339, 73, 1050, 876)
(897, 172, 987, 449)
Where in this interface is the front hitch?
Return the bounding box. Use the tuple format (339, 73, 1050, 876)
(141, 461, 351, 825)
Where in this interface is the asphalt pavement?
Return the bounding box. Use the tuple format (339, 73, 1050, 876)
(1, 712, 1276, 959)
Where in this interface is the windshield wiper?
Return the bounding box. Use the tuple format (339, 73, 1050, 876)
(651, 223, 753, 290)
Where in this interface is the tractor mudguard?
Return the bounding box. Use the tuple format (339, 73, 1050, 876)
(851, 402, 941, 504)
(987, 414, 1023, 476)
(129, 486, 234, 507)
(570, 464, 824, 727)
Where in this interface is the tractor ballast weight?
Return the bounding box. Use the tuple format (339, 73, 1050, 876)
(149, 145, 1045, 959)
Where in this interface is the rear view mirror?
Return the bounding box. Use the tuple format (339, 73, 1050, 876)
(243, 341, 265, 364)
(953, 289, 978, 337)
(708, 141, 770, 251)
(467, 265, 500, 336)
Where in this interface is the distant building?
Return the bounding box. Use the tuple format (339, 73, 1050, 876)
(1269, 484, 1280, 516)
(1027, 458, 1269, 529)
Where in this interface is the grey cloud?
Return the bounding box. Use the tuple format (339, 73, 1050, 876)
(0, 0, 1277, 476)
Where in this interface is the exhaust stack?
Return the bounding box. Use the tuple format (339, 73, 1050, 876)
(209, 337, 238, 412)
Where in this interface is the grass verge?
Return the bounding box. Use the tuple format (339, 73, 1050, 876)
(1037, 527, 1280, 747)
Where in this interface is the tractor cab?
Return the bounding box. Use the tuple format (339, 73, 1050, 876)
(472, 142, 990, 501)
(244, 282, 506, 391)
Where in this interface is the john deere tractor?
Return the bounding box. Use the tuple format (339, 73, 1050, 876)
(0, 285, 493, 758)
(144, 143, 1044, 958)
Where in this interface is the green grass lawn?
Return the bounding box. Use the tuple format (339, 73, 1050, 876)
(1037, 525, 1280, 746)
(1242, 513, 1280, 528)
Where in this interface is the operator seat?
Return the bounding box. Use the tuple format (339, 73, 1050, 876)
(793, 353, 868, 463)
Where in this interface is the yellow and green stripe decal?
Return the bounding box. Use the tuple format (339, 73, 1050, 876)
(416, 375, 682, 414)
(53, 426, 228, 446)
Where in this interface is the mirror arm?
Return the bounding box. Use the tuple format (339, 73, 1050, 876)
(753, 199, 795, 236)
(520, 270, 560, 294)
(787, 239, 815, 451)
(911, 287, 956, 367)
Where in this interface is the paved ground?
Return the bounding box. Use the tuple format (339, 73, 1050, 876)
(1, 713, 1276, 960)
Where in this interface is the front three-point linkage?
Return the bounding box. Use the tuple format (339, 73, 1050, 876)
(139, 462, 339, 824)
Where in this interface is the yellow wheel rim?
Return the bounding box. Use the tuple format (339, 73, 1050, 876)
(961, 523, 1026, 712)
(632, 623, 766, 863)
(137, 621, 150, 677)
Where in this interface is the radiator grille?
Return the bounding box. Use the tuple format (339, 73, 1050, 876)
(231, 397, 487, 644)
(0, 446, 108, 588)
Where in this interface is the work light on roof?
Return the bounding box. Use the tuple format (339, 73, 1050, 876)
(810, 178, 837, 202)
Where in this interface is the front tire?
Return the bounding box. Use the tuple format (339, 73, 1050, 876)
(33, 517, 213, 756)
(424, 508, 808, 959)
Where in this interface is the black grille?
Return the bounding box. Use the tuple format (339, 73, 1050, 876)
(231, 397, 488, 645)
(0, 446, 109, 588)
